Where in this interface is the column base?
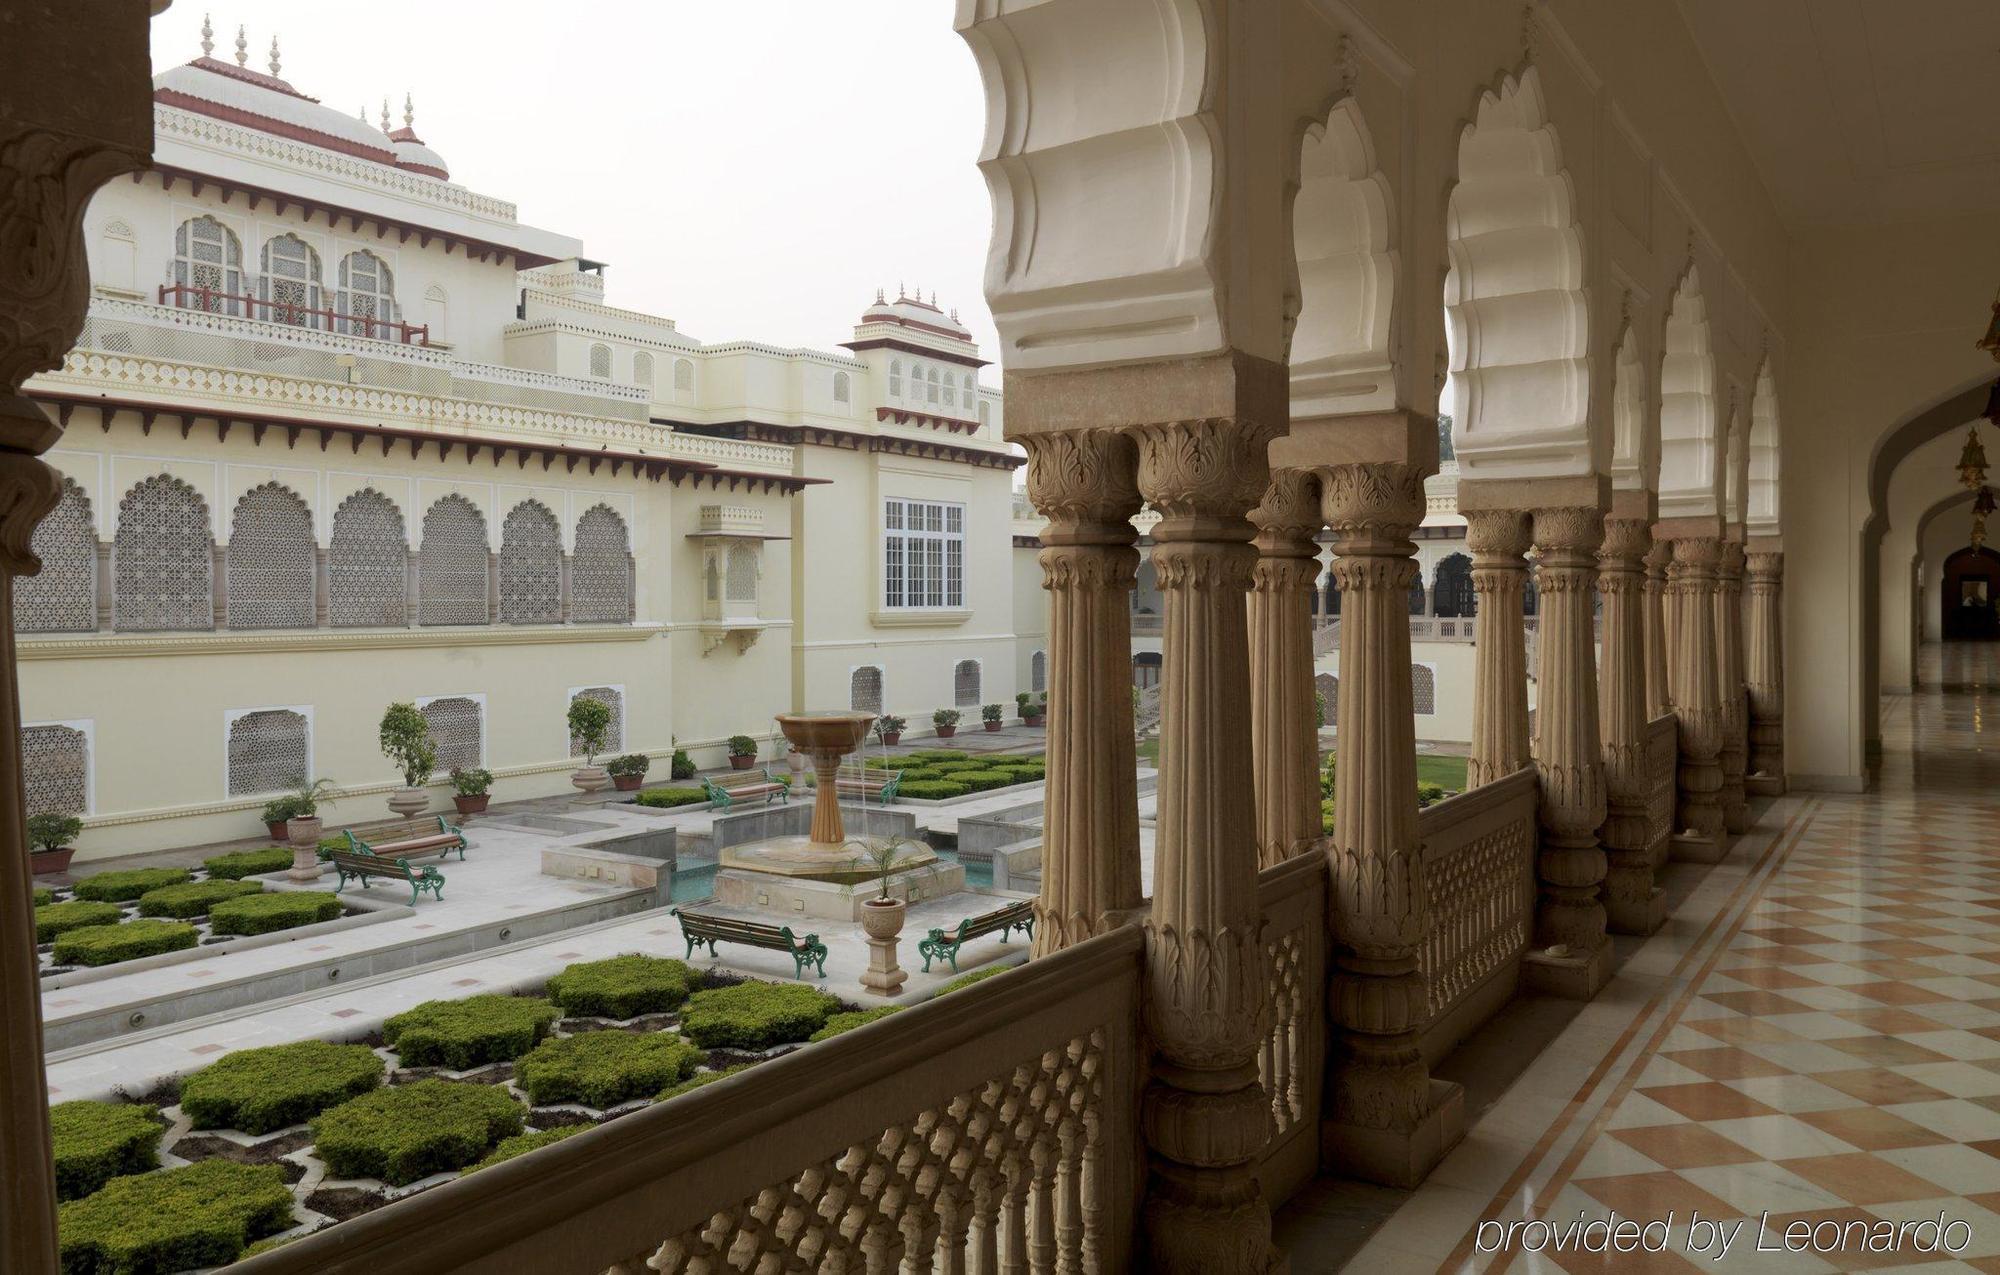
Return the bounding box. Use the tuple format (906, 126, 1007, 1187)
(1722, 796, 1750, 834)
(1670, 832, 1726, 864)
(1321, 1078, 1465, 1189)
(1606, 888, 1666, 937)
(1745, 773, 1785, 797)
(1522, 941, 1609, 1000)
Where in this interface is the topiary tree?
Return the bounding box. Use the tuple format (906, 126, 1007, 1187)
(568, 696, 612, 766)
(379, 701, 437, 788)
(26, 813, 82, 854)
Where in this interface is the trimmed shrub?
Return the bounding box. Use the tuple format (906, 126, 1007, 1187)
(207, 891, 342, 936)
(35, 900, 123, 945)
(72, 867, 191, 903)
(545, 954, 694, 1019)
(310, 1079, 523, 1186)
(952, 768, 1017, 793)
(924, 759, 985, 774)
(34, 887, 52, 907)
(938, 963, 1016, 996)
(657, 1063, 750, 1101)
(515, 1032, 704, 1108)
(57, 1158, 292, 1274)
(136, 879, 263, 919)
(466, 1124, 587, 1173)
(891, 767, 943, 783)
(633, 786, 707, 809)
(1416, 782, 1448, 808)
(49, 1100, 160, 1201)
(898, 780, 970, 800)
(202, 846, 293, 880)
(679, 982, 841, 1050)
(384, 995, 560, 1070)
(809, 1006, 902, 1042)
(52, 920, 198, 968)
(181, 1040, 384, 1136)
(906, 749, 968, 763)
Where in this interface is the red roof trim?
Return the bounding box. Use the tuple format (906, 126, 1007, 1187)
(838, 337, 988, 369)
(853, 312, 976, 343)
(185, 57, 315, 100)
(155, 88, 400, 167)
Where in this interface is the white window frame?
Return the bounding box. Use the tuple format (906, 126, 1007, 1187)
(221, 704, 314, 801)
(23, 718, 96, 816)
(882, 497, 965, 610)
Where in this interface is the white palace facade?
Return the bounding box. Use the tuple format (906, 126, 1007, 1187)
(12, 38, 1020, 858)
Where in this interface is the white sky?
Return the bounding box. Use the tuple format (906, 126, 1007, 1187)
(148, 2, 1003, 374)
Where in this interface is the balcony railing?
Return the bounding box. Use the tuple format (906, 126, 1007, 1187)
(158, 283, 431, 346)
(1647, 711, 1677, 860)
(1416, 767, 1538, 1065)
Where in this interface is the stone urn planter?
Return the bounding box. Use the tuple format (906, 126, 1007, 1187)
(387, 787, 429, 818)
(571, 765, 609, 794)
(285, 815, 324, 882)
(453, 793, 490, 817)
(859, 896, 907, 997)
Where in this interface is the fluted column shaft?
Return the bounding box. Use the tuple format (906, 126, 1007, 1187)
(1249, 468, 1323, 868)
(1465, 510, 1531, 789)
(1018, 431, 1144, 956)
(1643, 539, 1672, 720)
(1746, 550, 1785, 781)
(1716, 542, 1749, 833)
(1530, 508, 1609, 960)
(1132, 417, 1275, 1274)
(1598, 516, 1658, 934)
(1666, 537, 1725, 844)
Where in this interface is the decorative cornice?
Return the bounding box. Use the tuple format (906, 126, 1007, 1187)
(19, 622, 666, 661)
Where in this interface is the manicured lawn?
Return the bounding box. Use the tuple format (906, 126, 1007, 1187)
(1139, 740, 1470, 794)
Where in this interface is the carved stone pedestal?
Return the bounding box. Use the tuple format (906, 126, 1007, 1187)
(1324, 1079, 1465, 1190)
(1670, 832, 1726, 864)
(1523, 943, 1611, 1000)
(859, 937, 906, 997)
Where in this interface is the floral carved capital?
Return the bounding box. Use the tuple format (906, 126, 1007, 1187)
(0, 450, 60, 575)
(1020, 429, 1142, 530)
(1318, 463, 1426, 549)
(1129, 418, 1279, 521)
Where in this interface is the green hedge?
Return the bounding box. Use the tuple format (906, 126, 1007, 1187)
(310, 1079, 523, 1186)
(951, 768, 1018, 792)
(49, 1101, 160, 1202)
(384, 995, 560, 1070)
(924, 759, 985, 774)
(207, 891, 342, 936)
(898, 780, 970, 800)
(57, 1158, 292, 1274)
(905, 749, 969, 763)
(515, 1032, 705, 1109)
(657, 1063, 749, 1101)
(34, 887, 53, 907)
(467, 1124, 587, 1173)
(35, 900, 124, 945)
(181, 1040, 384, 1136)
(633, 786, 707, 809)
(545, 954, 693, 1020)
(202, 847, 294, 880)
(679, 982, 841, 1050)
(51, 920, 198, 968)
(72, 868, 191, 903)
(938, 964, 1016, 996)
(808, 1006, 902, 1042)
(135, 879, 263, 919)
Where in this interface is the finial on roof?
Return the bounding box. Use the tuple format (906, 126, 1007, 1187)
(199, 13, 213, 57)
(403, 92, 414, 129)
(234, 24, 248, 67)
(930, 290, 937, 305)
(380, 98, 392, 132)
(875, 287, 885, 304)
(897, 280, 905, 300)
(268, 34, 281, 76)
(358, 105, 367, 123)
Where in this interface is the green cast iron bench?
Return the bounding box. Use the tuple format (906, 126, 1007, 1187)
(831, 760, 901, 804)
(341, 815, 466, 862)
(918, 898, 1036, 972)
(319, 846, 446, 906)
(700, 768, 790, 811)
(673, 903, 827, 979)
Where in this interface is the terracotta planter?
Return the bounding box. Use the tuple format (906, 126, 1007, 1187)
(286, 815, 324, 882)
(729, 754, 756, 770)
(30, 847, 74, 875)
(983, 720, 1002, 732)
(935, 725, 956, 739)
(860, 895, 906, 940)
(571, 765, 610, 794)
(1022, 712, 1044, 727)
(611, 774, 644, 792)
(879, 732, 901, 746)
(454, 793, 491, 816)
(264, 820, 290, 841)
(387, 787, 429, 818)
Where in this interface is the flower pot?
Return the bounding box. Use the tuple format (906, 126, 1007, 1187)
(29, 847, 74, 875)
(264, 820, 290, 841)
(286, 815, 324, 882)
(935, 725, 956, 739)
(387, 787, 429, 818)
(983, 721, 1002, 732)
(611, 774, 643, 792)
(860, 895, 906, 940)
(879, 732, 901, 746)
(454, 793, 491, 816)
(729, 754, 756, 770)
(571, 765, 610, 794)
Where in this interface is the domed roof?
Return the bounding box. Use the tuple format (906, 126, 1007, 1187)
(387, 127, 450, 180)
(860, 288, 972, 338)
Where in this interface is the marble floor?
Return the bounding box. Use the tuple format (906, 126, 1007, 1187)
(1281, 642, 2000, 1272)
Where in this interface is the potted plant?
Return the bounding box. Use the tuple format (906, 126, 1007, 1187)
(727, 735, 759, 771)
(981, 703, 1004, 733)
(259, 793, 303, 841)
(669, 738, 697, 780)
(379, 702, 437, 818)
(26, 813, 83, 875)
(569, 697, 613, 793)
(283, 777, 338, 881)
(933, 708, 961, 739)
(605, 754, 650, 792)
(875, 714, 907, 747)
(450, 766, 494, 816)
(1019, 692, 1045, 726)
(847, 835, 928, 996)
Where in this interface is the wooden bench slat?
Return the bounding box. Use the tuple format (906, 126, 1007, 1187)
(672, 902, 827, 979)
(701, 768, 791, 812)
(318, 844, 446, 906)
(918, 899, 1035, 972)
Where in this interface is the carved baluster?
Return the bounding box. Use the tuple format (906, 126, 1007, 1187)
(1598, 511, 1662, 935)
(1054, 1119, 1083, 1275)
(1248, 467, 1323, 867)
(999, 1150, 1030, 1275)
(1716, 539, 1749, 832)
(970, 1172, 1001, 1275)
(937, 1186, 973, 1275)
(1079, 1107, 1104, 1275)
(1465, 510, 1531, 788)
(1028, 1134, 1058, 1273)
(1643, 538, 1672, 719)
(1665, 535, 1726, 852)
(1745, 547, 1785, 787)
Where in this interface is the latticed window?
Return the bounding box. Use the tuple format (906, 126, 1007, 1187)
(569, 687, 623, 756)
(883, 498, 964, 609)
(172, 215, 242, 314)
(1317, 673, 1338, 721)
(571, 505, 632, 623)
(953, 659, 981, 708)
(888, 360, 902, 398)
(114, 475, 212, 632)
(833, 371, 850, 403)
(589, 344, 611, 379)
(850, 666, 883, 714)
(258, 234, 322, 327)
(1412, 664, 1437, 715)
(1031, 650, 1047, 693)
(226, 483, 315, 630)
(14, 477, 95, 633)
(21, 724, 87, 817)
(418, 495, 489, 626)
(927, 367, 941, 403)
(724, 544, 758, 605)
(227, 709, 309, 797)
(674, 359, 694, 392)
(634, 352, 654, 387)
(337, 250, 397, 339)
(329, 489, 407, 627)
(499, 500, 561, 624)
(942, 375, 955, 407)
(963, 372, 976, 404)
(421, 697, 483, 771)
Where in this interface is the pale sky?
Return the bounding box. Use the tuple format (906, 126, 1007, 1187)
(148, 2, 1003, 374)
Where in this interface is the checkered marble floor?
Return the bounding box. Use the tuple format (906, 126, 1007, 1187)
(1343, 643, 2000, 1273)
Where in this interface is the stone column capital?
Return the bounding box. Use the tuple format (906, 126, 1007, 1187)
(1465, 508, 1532, 560)
(1600, 516, 1653, 562)
(1745, 549, 1784, 583)
(1669, 535, 1724, 570)
(1250, 467, 1322, 544)
(1018, 429, 1143, 540)
(1318, 462, 1427, 545)
(1130, 417, 1280, 526)
(1531, 505, 1606, 560)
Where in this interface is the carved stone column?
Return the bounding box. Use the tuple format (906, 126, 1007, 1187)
(1248, 467, 1322, 868)
(1715, 539, 1749, 833)
(1597, 507, 1662, 935)
(1643, 538, 1672, 720)
(1525, 506, 1610, 998)
(1132, 412, 1276, 1274)
(1663, 531, 1726, 858)
(1745, 545, 1785, 793)
(313, 545, 330, 627)
(1319, 462, 1462, 1187)
(1018, 431, 1144, 955)
(1464, 510, 1531, 789)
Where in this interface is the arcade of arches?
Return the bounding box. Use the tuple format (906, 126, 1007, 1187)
(3, 3, 2000, 1272)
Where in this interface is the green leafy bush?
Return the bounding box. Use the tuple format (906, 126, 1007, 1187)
(924, 759, 984, 774)
(892, 767, 942, 783)
(952, 768, 1017, 792)
(207, 891, 342, 936)
(72, 867, 191, 903)
(58, 1159, 293, 1274)
(515, 1032, 704, 1108)
(33, 887, 52, 907)
(726, 734, 759, 759)
(259, 794, 305, 826)
(310, 1080, 523, 1186)
(466, 1124, 587, 1173)
(52, 920, 198, 968)
(379, 701, 437, 788)
(865, 756, 928, 771)
(181, 1040, 384, 1136)
(633, 786, 707, 809)
(679, 982, 841, 1050)
(135, 879, 263, 919)
(994, 766, 1045, 786)
(669, 748, 697, 780)
(907, 749, 968, 763)
(937, 964, 1016, 996)
(545, 954, 693, 1019)
(898, 780, 971, 800)
(1417, 782, 1448, 808)
(49, 1100, 160, 1201)
(657, 1064, 750, 1101)
(449, 766, 494, 797)
(808, 1006, 902, 1042)
(384, 995, 560, 1070)
(202, 847, 293, 880)
(604, 753, 650, 780)
(35, 900, 124, 945)
(28, 812, 83, 853)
